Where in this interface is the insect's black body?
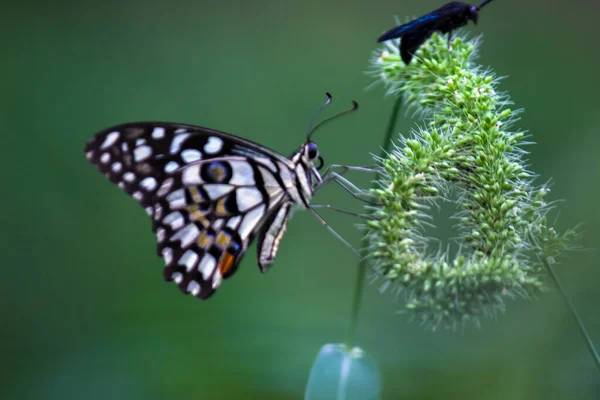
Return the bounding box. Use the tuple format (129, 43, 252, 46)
(377, 0, 495, 64)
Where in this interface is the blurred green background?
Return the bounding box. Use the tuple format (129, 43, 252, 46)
(2, 0, 599, 398)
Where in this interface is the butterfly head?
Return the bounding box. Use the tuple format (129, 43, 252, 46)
(303, 141, 324, 170)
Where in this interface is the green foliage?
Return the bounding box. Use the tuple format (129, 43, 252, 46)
(366, 33, 576, 329)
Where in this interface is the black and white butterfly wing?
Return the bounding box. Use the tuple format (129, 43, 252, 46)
(85, 122, 298, 299)
(84, 122, 293, 210)
(152, 157, 294, 299)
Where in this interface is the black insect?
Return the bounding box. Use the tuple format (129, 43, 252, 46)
(377, 0, 495, 64)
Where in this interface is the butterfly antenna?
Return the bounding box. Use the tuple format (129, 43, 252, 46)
(476, 0, 495, 10)
(307, 100, 359, 140)
(306, 92, 333, 140)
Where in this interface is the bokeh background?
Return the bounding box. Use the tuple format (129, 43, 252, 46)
(2, 0, 600, 398)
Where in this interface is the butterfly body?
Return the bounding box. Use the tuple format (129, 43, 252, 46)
(85, 122, 323, 300)
(377, 0, 495, 64)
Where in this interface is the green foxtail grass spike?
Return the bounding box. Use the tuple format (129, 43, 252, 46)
(364, 32, 578, 330)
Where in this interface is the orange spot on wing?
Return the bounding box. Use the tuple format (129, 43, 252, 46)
(218, 252, 235, 276)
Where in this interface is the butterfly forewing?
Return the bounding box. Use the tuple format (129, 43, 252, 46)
(84, 122, 293, 209)
(85, 122, 304, 299)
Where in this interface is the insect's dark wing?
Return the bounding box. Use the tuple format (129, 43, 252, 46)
(377, 12, 440, 42)
(399, 28, 436, 64)
(85, 122, 294, 299)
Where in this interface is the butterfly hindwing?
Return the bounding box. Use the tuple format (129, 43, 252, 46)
(150, 154, 290, 298)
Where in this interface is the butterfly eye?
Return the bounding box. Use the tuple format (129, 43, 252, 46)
(306, 142, 319, 160)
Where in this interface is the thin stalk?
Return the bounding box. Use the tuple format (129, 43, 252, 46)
(345, 96, 402, 348)
(542, 256, 600, 372)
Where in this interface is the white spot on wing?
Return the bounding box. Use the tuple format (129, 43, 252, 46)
(166, 189, 186, 209)
(123, 172, 135, 182)
(236, 187, 263, 212)
(163, 211, 184, 230)
(238, 204, 265, 239)
(182, 164, 202, 185)
(226, 216, 242, 229)
(181, 149, 202, 163)
(171, 272, 183, 284)
(204, 137, 223, 154)
(152, 127, 165, 139)
(133, 191, 143, 201)
(204, 184, 234, 200)
(170, 223, 200, 248)
(157, 178, 173, 197)
(140, 177, 157, 191)
(162, 247, 173, 265)
(187, 280, 201, 296)
(179, 249, 199, 272)
(154, 204, 163, 220)
(212, 219, 224, 231)
(86, 151, 94, 160)
(165, 161, 180, 174)
(198, 254, 216, 280)
(135, 138, 146, 146)
(229, 160, 255, 185)
(157, 227, 165, 242)
(101, 131, 120, 149)
(170, 133, 190, 154)
(134, 145, 152, 162)
(212, 270, 223, 289)
(111, 162, 122, 173)
(100, 153, 110, 164)
(121, 142, 129, 152)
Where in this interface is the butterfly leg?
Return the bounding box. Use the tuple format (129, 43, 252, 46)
(316, 164, 380, 204)
(307, 206, 365, 260)
(447, 30, 453, 51)
(319, 164, 378, 184)
(307, 207, 379, 272)
(310, 204, 374, 220)
(327, 173, 382, 206)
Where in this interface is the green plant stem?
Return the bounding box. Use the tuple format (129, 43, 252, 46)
(542, 256, 600, 372)
(345, 96, 402, 349)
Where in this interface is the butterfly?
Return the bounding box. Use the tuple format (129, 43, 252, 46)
(84, 94, 358, 300)
(377, 0, 495, 64)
